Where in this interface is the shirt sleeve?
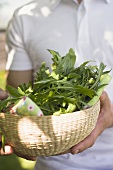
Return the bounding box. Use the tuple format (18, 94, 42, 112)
(5, 9, 33, 71)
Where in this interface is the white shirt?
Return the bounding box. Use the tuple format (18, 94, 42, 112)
(0, 0, 32, 29)
(6, 0, 113, 169)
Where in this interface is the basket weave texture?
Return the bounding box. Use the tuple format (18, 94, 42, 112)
(0, 101, 100, 157)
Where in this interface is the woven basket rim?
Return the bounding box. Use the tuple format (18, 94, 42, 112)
(0, 100, 100, 118)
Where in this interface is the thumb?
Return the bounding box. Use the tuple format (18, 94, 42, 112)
(100, 91, 111, 110)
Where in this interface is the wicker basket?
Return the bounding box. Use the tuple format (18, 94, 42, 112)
(0, 101, 100, 157)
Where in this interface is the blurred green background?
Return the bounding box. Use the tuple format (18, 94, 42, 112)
(0, 70, 36, 170)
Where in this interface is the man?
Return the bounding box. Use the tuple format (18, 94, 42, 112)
(4, 0, 113, 169)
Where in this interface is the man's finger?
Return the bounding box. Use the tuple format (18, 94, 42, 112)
(70, 129, 97, 154)
(100, 91, 111, 109)
(0, 88, 8, 100)
(0, 145, 13, 155)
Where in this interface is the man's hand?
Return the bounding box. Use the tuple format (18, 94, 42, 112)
(0, 89, 12, 155)
(0, 88, 36, 160)
(0, 135, 13, 155)
(0, 135, 36, 160)
(70, 91, 113, 154)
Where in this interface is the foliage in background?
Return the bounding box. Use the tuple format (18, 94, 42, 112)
(0, 70, 6, 90)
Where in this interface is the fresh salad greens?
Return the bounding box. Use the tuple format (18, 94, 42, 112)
(0, 48, 112, 115)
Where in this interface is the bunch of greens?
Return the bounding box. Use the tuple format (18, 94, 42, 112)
(0, 48, 112, 115)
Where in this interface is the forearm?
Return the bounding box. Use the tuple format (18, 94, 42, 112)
(6, 70, 34, 88)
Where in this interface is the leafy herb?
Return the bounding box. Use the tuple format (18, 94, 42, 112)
(0, 48, 112, 115)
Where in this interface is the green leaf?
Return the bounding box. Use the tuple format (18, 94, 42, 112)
(6, 85, 22, 97)
(48, 49, 61, 65)
(0, 97, 21, 111)
(2, 134, 5, 152)
(88, 74, 112, 106)
(60, 48, 76, 74)
(90, 62, 106, 89)
(17, 87, 25, 96)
